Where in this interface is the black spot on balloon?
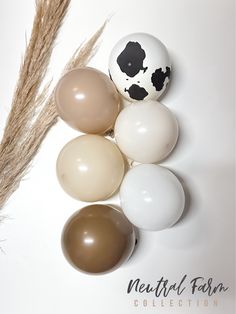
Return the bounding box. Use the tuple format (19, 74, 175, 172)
(151, 67, 171, 91)
(117, 41, 148, 77)
(125, 84, 148, 100)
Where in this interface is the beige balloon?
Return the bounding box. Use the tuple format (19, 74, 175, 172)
(55, 67, 120, 134)
(56, 135, 125, 202)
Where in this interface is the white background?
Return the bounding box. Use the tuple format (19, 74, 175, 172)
(0, 0, 235, 313)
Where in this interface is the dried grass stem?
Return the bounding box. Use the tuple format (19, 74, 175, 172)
(0, 0, 105, 209)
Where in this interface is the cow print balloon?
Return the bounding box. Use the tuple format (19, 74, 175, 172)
(109, 33, 171, 101)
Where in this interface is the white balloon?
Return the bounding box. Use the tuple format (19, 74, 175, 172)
(120, 164, 185, 231)
(109, 33, 171, 101)
(114, 100, 178, 163)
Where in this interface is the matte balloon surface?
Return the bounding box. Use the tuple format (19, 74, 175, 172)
(120, 164, 185, 231)
(62, 204, 136, 274)
(109, 33, 171, 101)
(114, 100, 178, 163)
(55, 67, 120, 134)
(56, 135, 125, 202)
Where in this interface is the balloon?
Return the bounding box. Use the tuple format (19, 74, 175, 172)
(56, 135, 125, 202)
(61, 204, 136, 274)
(114, 100, 178, 163)
(109, 33, 171, 101)
(55, 67, 120, 134)
(120, 164, 185, 231)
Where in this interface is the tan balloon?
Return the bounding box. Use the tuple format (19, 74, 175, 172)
(61, 204, 136, 274)
(55, 67, 120, 134)
(56, 135, 125, 202)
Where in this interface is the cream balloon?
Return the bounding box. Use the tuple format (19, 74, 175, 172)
(120, 164, 185, 231)
(114, 100, 178, 163)
(56, 135, 125, 202)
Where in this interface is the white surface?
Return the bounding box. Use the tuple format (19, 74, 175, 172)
(0, 0, 235, 314)
(120, 164, 185, 231)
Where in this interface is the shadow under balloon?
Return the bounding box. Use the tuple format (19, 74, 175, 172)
(159, 49, 188, 105)
(107, 203, 153, 266)
(126, 229, 160, 268)
(152, 113, 184, 165)
(173, 171, 192, 225)
(128, 171, 194, 265)
(154, 172, 207, 250)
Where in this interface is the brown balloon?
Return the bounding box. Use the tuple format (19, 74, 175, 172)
(55, 67, 120, 134)
(61, 204, 136, 274)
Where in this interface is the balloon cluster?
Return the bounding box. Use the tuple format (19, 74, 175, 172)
(55, 33, 185, 275)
